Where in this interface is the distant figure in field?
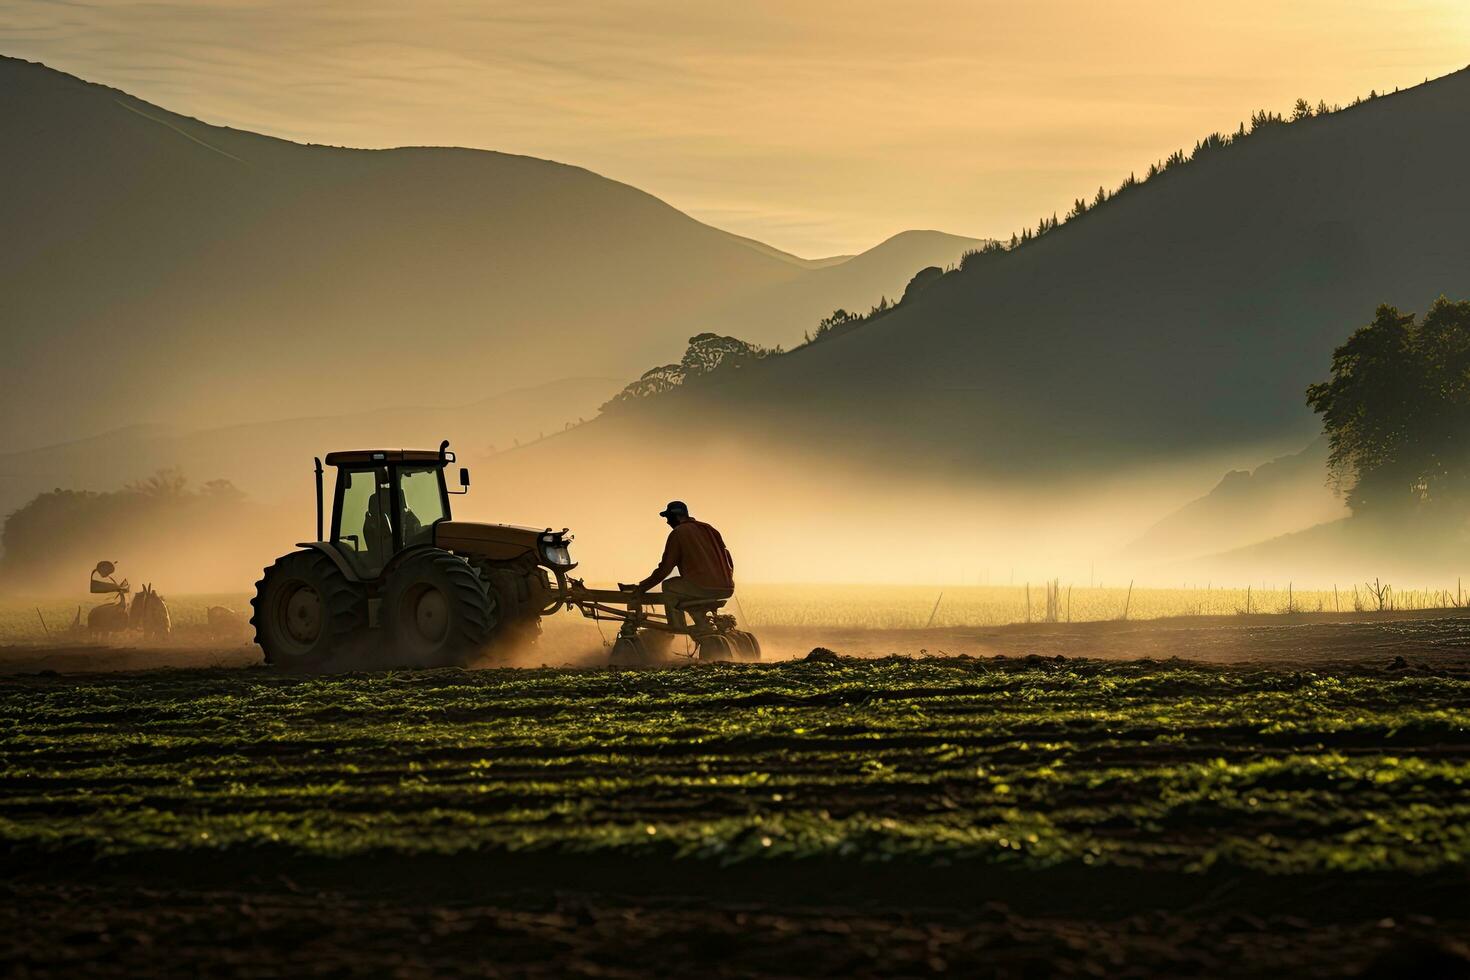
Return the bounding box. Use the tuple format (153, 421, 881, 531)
(207, 605, 249, 640)
(131, 583, 171, 640)
(87, 560, 131, 640)
(87, 594, 130, 640)
(620, 501, 735, 637)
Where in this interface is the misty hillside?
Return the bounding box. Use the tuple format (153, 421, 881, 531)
(0, 56, 979, 451)
(560, 68, 1470, 476)
(451, 70, 1470, 585)
(1187, 516, 1470, 587)
(0, 377, 621, 528)
(1124, 440, 1345, 561)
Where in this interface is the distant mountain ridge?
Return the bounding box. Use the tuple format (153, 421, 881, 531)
(0, 56, 981, 450)
(1125, 440, 1346, 561)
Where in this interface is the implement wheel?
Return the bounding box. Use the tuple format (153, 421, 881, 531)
(383, 550, 494, 667)
(609, 631, 670, 666)
(252, 549, 366, 670)
(728, 629, 762, 662)
(696, 634, 736, 662)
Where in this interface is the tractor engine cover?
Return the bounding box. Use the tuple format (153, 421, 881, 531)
(434, 521, 545, 562)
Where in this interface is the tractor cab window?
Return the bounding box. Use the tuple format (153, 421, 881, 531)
(335, 467, 392, 573)
(397, 466, 447, 547)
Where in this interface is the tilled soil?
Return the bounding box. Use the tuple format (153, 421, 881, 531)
(3, 613, 1470, 977)
(5, 873, 1468, 979)
(6, 607, 1470, 673)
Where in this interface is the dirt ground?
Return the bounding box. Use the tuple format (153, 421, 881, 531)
(5, 606, 1469, 674)
(4, 612, 1470, 978)
(5, 866, 1467, 979)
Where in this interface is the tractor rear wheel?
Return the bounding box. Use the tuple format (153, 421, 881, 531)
(383, 550, 494, 666)
(252, 550, 366, 670)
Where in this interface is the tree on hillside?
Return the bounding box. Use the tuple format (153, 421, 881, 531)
(126, 468, 189, 497)
(600, 334, 776, 412)
(606, 363, 684, 406)
(902, 266, 945, 302)
(1306, 297, 1470, 517)
(680, 332, 773, 379)
(805, 308, 862, 343)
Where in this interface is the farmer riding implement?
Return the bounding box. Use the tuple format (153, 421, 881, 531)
(251, 442, 759, 669)
(559, 580, 760, 664)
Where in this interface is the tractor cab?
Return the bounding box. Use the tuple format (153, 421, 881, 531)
(320, 447, 466, 579)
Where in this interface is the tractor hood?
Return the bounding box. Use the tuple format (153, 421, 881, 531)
(435, 521, 572, 565)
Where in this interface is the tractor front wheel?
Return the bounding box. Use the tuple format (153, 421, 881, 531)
(382, 551, 494, 667)
(252, 550, 366, 670)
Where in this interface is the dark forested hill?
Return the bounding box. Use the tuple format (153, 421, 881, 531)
(458, 70, 1470, 582)
(570, 68, 1470, 476)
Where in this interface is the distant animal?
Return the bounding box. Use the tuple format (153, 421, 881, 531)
(87, 593, 130, 640)
(206, 605, 248, 640)
(131, 583, 172, 640)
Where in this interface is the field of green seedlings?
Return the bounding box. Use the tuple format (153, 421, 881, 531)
(3, 656, 1468, 875)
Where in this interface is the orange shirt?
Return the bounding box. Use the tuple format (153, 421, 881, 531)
(641, 520, 735, 591)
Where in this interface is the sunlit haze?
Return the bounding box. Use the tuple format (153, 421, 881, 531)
(5, 0, 1467, 255)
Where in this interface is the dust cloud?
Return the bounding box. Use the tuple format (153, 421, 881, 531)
(2, 413, 1456, 624)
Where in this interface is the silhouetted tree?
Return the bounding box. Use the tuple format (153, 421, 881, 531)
(680, 332, 773, 378)
(601, 332, 778, 411)
(126, 468, 189, 497)
(903, 266, 945, 301)
(806, 308, 862, 343)
(1306, 297, 1470, 517)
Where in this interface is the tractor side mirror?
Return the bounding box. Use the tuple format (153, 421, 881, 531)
(459, 467, 470, 487)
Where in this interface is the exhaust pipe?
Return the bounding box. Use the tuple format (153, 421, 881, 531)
(314, 457, 324, 541)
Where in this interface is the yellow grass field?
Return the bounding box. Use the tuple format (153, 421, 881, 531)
(731, 582, 1461, 628)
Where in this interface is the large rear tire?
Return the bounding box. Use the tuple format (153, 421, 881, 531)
(382, 550, 494, 667)
(252, 550, 366, 670)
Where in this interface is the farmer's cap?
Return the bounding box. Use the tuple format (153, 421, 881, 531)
(659, 500, 689, 519)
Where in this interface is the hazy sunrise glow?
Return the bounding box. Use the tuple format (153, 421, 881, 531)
(5, 0, 1467, 254)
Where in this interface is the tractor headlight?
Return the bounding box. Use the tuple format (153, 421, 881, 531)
(541, 543, 573, 567)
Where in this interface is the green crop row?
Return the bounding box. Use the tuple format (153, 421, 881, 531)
(2, 659, 1467, 875)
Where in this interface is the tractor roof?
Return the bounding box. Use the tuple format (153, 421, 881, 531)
(323, 449, 446, 466)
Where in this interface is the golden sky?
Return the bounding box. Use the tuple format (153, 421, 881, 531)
(6, 1, 1468, 255)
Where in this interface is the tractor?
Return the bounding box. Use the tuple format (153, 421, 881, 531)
(251, 442, 760, 669)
